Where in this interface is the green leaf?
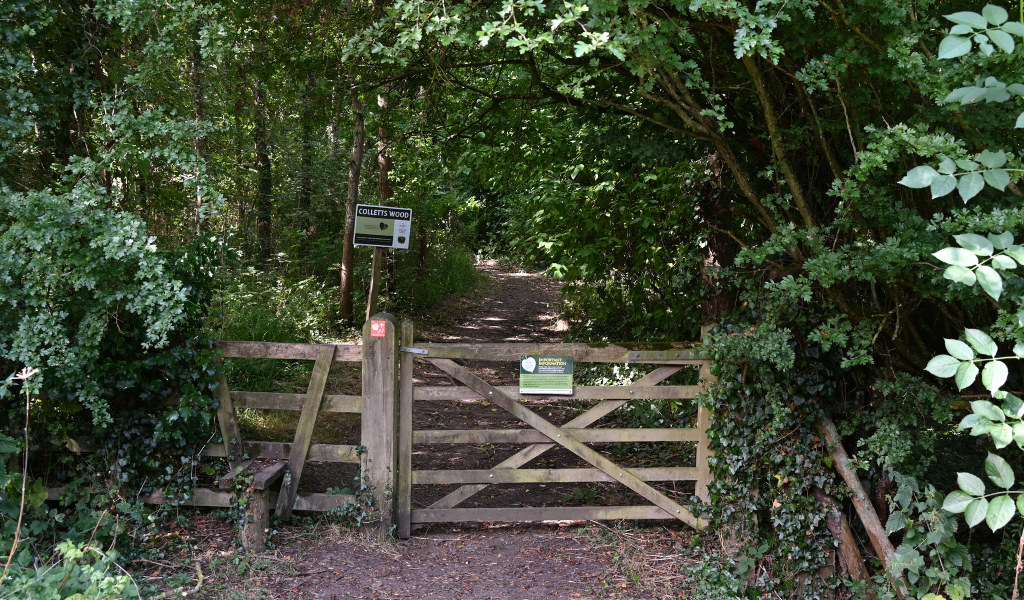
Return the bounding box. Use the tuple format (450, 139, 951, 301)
(965, 497, 989, 527)
(976, 265, 1003, 299)
(1004, 245, 1024, 263)
(988, 29, 1015, 52)
(956, 233, 995, 255)
(1014, 422, 1024, 448)
(982, 4, 1009, 24)
(980, 41, 996, 55)
(943, 265, 977, 285)
(991, 255, 1017, 269)
(1018, 494, 1024, 517)
(934, 247, 979, 267)
(946, 11, 988, 28)
(956, 361, 980, 390)
(986, 495, 1015, 531)
(885, 511, 909, 534)
(926, 354, 962, 378)
(958, 172, 986, 201)
(959, 413, 991, 430)
(1015, 342, 1024, 357)
(1010, 83, 1024, 96)
(899, 166, 940, 188)
(973, 400, 1007, 421)
(956, 158, 981, 170)
(942, 490, 975, 513)
(949, 24, 975, 35)
(1004, 21, 1024, 36)
(0, 436, 17, 454)
(1004, 394, 1024, 418)
(938, 157, 959, 174)
(985, 452, 1015, 489)
(966, 328, 998, 355)
(989, 231, 1014, 248)
(992, 423, 1013, 448)
(931, 174, 958, 198)
(983, 168, 1010, 191)
(979, 149, 1008, 168)
(938, 35, 973, 58)
(982, 360, 1008, 393)
(945, 338, 975, 360)
(1017, 111, 1024, 128)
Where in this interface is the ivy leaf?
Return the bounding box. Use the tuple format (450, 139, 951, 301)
(978, 149, 1008, 168)
(945, 339, 975, 360)
(955, 361, 980, 390)
(965, 328, 998, 355)
(925, 354, 961, 377)
(985, 453, 1015, 489)
(983, 168, 1010, 191)
(946, 11, 988, 28)
(992, 423, 1013, 448)
(988, 29, 1015, 53)
(976, 265, 1002, 299)
(942, 490, 975, 513)
(986, 495, 1015, 531)
(938, 35, 973, 59)
(972, 400, 1007, 421)
(991, 255, 1017, 269)
(943, 265, 977, 285)
(1003, 21, 1024, 36)
(982, 360, 1008, 393)
(931, 174, 958, 198)
(983, 4, 1009, 23)
(963, 262, 996, 297)
(988, 231, 1014, 248)
(956, 233, 994, 255)
(958, 172, 986, 201)
(933, 247, 979, 267)
(899, 166, 940, 188)
(965, 498, 989, 527)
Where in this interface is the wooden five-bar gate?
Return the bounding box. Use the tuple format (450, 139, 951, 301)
(50, 313, 715, 550)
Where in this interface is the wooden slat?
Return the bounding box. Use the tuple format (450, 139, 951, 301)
(214, 371, 244, 471)
(204, 441, 359, 463)
(251, 461, 288, 490)
(398, 321, 415, 539)
(231, 391, 363, 413)
(48, 487, 355, 512)
(412, 506, 675, 523)
(412, 467, 697, 485)
(216, 341, 362, 362)
(428, 359, 705, 529)
(277, 345, 336, 520)
(412, 428, 699, 444)
(415, 343, 707, 363)
(414, 385, 701, 401)
(426, 366, 682, 511)
(696, 359, 715, 503)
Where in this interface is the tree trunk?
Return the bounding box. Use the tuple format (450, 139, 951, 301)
(377, 94, 395, 296)
(298, 73, 315, 236)
(254, 81, 273, 262)
(191, 21, 206, 233)
(340, 92, 365, 322)
(699, 152, 739, 327)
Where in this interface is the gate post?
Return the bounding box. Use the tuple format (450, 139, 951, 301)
(695, 324, 717, 503)
(362, 312, 400, 533)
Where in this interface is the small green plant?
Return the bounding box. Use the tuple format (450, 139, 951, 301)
(562, 487, 597, 505)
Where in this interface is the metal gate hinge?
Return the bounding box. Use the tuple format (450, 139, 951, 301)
(400, 347, 428, 355)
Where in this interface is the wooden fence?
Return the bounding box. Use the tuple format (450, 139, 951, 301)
(46, 313, 714, 550)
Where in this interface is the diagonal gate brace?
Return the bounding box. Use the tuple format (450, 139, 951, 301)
(426, 365, 682, 511)
(427, 358, 705, 529)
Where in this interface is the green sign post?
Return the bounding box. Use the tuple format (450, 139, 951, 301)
(519, 356, 573, 395)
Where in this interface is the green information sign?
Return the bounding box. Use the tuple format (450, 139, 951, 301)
(519, 356, 573, 395)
